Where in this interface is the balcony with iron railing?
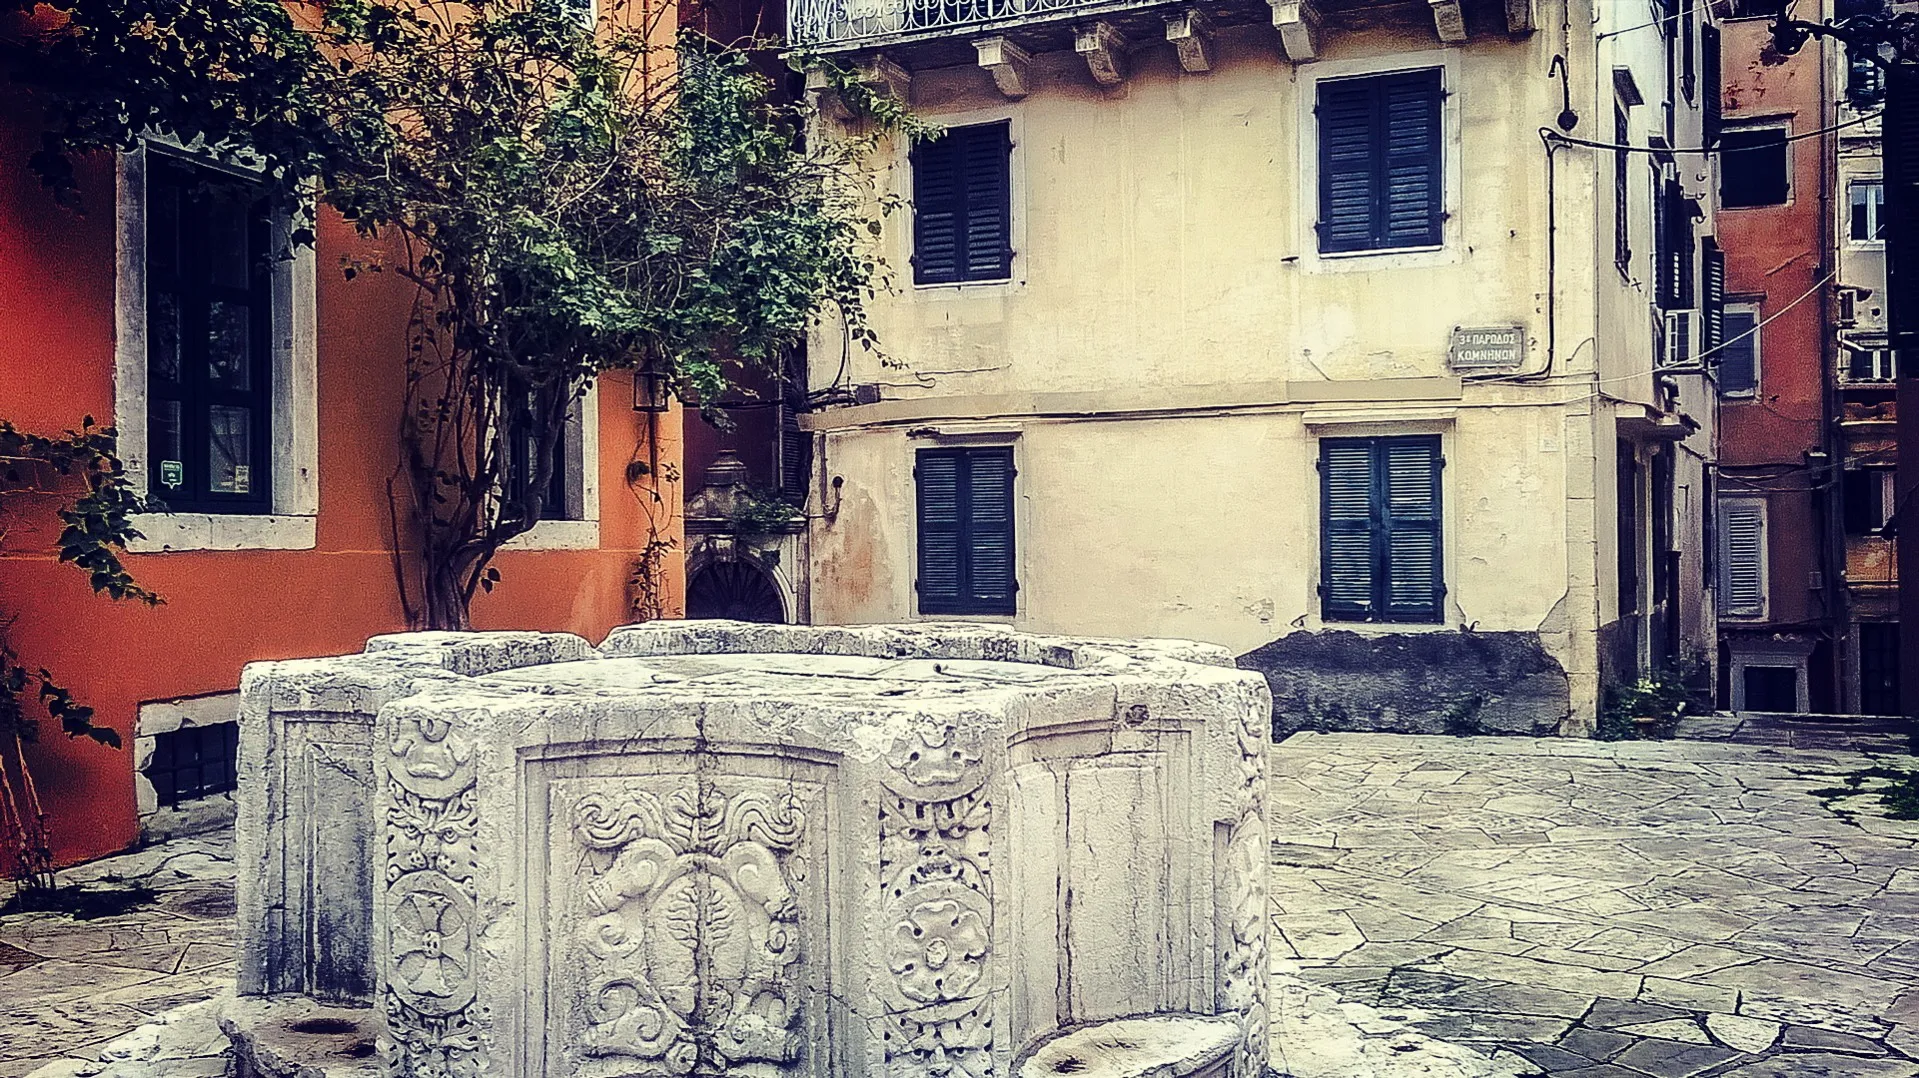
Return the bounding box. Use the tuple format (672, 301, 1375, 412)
(789, 0, 1534, 72)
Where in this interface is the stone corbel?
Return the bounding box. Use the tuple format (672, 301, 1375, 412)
(803, 66, 854, 122)
(807, 57, 911, 121)
(1075, 22, 1128, 86)
(974, 36, 1033, 99)
(1429, 0, 1468, 42)
(1505, 0, 1535, 33)
(1269, 0, 1321, 62)
(1164, 9, 1215, 74)
(855, 55, 913, 103)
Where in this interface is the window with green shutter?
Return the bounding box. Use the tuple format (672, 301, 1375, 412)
(1316, 69, 1445, 254)
(910, 123, 1012, 285)
(1319, 436, 1444, 623)
(916, 446, 1017, 615)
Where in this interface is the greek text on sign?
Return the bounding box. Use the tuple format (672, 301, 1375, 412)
(1449, 325, 1526, 370)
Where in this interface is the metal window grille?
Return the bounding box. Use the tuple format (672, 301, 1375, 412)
(147, 722, 240, 805)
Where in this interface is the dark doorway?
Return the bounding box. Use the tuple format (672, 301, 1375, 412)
(1743, 665, 1800, 713)
(1861, 623, 1902, 715)
(686, 561, 787, 623)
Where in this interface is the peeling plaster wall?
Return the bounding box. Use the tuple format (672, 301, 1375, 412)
(1240, 629, 1572, 736)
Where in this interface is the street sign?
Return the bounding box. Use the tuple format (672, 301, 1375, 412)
(1448, 325, 1526, 371)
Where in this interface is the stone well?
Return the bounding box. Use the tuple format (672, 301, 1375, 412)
(233, 621, 1272, 1078)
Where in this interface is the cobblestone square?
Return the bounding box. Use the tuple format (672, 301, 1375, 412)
(6, 733, 1919, 1077)
(1269, 733, 1919, 1077)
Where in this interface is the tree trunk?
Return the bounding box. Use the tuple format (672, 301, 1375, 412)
(423, 553, 474, 630)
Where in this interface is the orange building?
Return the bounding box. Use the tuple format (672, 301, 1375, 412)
(1714, 14, 1840, 712)
(0, 99, 686, 867)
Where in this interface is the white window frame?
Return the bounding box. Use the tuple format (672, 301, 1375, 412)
(1295, 49, 1464, 274)
(1726, 639, 1812, 712)
(1718, 495, 1769, 620)
(1844, 337, 1896, 382)
(902, 105, 1026, 295)
(116, 141, 319, 552)
(500, 385, 601, 550)
(1300, 412, 1458, 632)
(1849, 179, 1886, 246)
(1718, 301, 1762, 398)
(903, 427, 1025, 623)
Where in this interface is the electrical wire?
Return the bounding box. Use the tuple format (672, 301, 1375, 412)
(1469, 269, 1836, 390)
(1598, 12, 1674, 38)
(1541, 110, 1883, 156)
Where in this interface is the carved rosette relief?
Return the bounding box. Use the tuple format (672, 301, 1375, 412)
(382, 711, 486, 1078)
(561, 780, 813, 1078)
(878, 723, 994, 1078)
(1219, 702, 1269, 1077)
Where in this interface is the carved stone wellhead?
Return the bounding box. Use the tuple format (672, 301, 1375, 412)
(232, 621, 1272, 1078)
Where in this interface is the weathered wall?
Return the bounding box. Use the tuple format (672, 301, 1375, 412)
(1717, 18, 1831, 627)
(803, 0, 1719, 731)
(1240, 628, 1572, 737)
(0, 101, 686, 866)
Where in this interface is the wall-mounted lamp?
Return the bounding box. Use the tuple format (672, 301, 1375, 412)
(632, 364, 672, 413)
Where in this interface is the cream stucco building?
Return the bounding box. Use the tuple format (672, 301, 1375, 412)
(790, 0, 1726, 732)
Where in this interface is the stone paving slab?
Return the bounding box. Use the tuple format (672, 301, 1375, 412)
(1270, 732, 1919, 1077)
(0, 834, 234, 1078)
(1673, 711, 1912, 754)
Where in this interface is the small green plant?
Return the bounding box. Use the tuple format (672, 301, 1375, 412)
(727, 485, 801, 537)
(1442, 694, 1486, 737)
(1599, 655, 1712, 742)
(0, 419, 158, 903)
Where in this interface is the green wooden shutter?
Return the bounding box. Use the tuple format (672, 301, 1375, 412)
(1316, 80, 1378, 253)
(1380, 71, 1444, 250)
(964, 447, 1016, 611)
(1702, 241, 1726, 353)
(916, 446, 1016, 614)
(1720, 500, 1765, 616)
(1380, 437, 1443, 622)
(1318, 71, 1443, 253)
(962, 124, 1012, 281)
(912, 123, 1011, 284)
(1702, 23, 1722, 148)
(911, 136, 962, 284)
(1319, 440, 1377, 619)
(1719, 309, 1757, 395)
(916, 451, 963, 610)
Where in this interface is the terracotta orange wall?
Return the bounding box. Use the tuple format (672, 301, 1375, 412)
(0, 103, 685, 866)
(1716, 18, 1828, 629)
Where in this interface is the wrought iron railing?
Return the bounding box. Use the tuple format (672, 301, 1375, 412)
(790, 0, 1096, 46)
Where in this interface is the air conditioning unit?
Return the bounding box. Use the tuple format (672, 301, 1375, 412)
(1661, 309, 1700, 368)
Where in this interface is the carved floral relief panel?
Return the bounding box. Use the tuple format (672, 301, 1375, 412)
(549, 773, 826, 1078)
(877, 722, 996, 1078)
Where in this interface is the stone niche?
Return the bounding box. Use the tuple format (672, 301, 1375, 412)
(233, 621, 1272, 1078)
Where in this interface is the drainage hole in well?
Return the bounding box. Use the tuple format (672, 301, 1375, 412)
(289, 1018, 358, 1035)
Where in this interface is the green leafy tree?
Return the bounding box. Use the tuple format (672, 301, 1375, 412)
(0, 419, 156, 895)
(3, 0, 905, 627)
